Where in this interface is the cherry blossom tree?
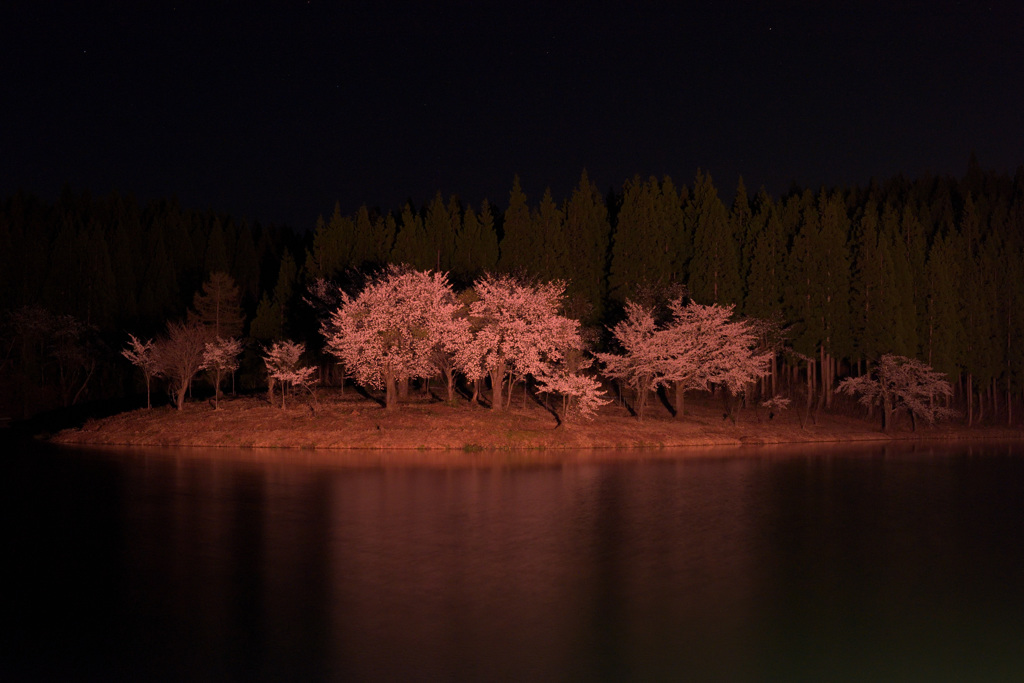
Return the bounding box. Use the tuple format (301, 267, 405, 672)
(426, 297, 472, 402)
(837, 353, 956, 432)
(121, 333, 161, 409)
(535, 361, 610, 421)
(263, 340, 317, 409)
(155, 319, 208, 411)
(598, 298, 770, 420)
(759, 395, 791, 422)
(201, 337, 243, 409)
(456, 275, 585, 411)
(322, 267, 460, 410)
(658, 299, 771, 419)
(595, 301, 662, 418)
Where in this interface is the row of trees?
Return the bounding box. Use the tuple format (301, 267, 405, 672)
(123, 267, 954, 431)
(124, 268, 775, 423)
(122, 318, 317, 413)
(2, 158, 1022, 422)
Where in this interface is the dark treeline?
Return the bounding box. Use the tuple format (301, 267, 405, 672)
(2, 156, 1023, 423)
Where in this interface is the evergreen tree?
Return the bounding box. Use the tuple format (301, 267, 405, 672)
(78, 219, 118, 328)
(879, 204, 918, 356)
(498, 175, 538, 274)
(391, 202, 431, 269)
(204, 217, 229, 276)
(817, 190, 853, 361)
(107, 193, 141, 324)
(252, 251, 298, 341)
(190, 271, 245, 339)
(537, 187, 568, 281)
(562, 169, 611, 323)
(659, 175, 690, 284)
(608, 176, 676, 303)
(731, 177, 753, 280)
(849, 201, 886, 361)
(783, 191, 851, 405)
(452, 201, 499, 282)
(424, 191, 457, 271)
(138, 218, 180, 328)
(306, 202, 351, 280)
(743, 191, 784, 320)
(923, 231, 964, 376)
(231, 219, 261, 310)
(351, 204, 376, 267)
(687, 170, 742, 305)
(249, 293, 281, 341)
(371, 211, 398, 264)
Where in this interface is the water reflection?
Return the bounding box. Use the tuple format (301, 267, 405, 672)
(6, 441, 1024, 680)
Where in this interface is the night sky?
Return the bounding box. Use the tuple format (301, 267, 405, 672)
(3, 1, 1022, 229)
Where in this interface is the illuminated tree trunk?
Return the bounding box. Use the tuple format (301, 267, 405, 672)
(385, 368, 398, 411)
(490, 365, 504, 411)
(967, 373, 973, 427)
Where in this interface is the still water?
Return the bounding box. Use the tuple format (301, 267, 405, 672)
(5, 438, 1024, 681)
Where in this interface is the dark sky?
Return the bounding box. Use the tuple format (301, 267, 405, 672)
(3, 1, 1022, 229)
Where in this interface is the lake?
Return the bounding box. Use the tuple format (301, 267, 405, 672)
(4, 437, 1024, 681)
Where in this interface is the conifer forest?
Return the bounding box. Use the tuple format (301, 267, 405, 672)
(2, 159, 1023, 426)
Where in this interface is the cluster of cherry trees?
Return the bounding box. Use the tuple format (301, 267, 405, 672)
(322, 268, 608, 420)
(122, 325, 318, 412)
(119, 266, 965, 431)
(597, 300, 773, 419)
(122, 272, 318, 411)
(318, 267, 785, 421)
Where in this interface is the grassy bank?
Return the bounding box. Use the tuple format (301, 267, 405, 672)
(49, 389, 1024, 451)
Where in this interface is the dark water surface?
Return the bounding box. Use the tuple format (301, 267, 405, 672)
(5, 437, 1024, 681)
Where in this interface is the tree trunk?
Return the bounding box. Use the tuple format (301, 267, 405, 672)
(674, 381, 686, 419)
(807, 358, 815, 416)
(771, 353, 777, 396)
(967, 373, 973, 427)
(490, 366, 503, 411)
(445, 368, 456, 402)
(820, 346, 828, 409)
(71, 361, 95, 407)
(385, 370, 397, 410)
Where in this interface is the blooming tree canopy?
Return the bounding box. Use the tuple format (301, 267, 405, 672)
(598, 298, 770, 419)
(837, 353, 956, 432)
(457, 275, 594, 411)
(201, 336, 243, 409)
(595, 301, 662, 418)
(154, 319, 208, 411)
(122, 333, 161, 409)
(534, 362, 610, 421)
(263, 339, 317, 409)
(659, 299, 771, 418)
(425, 290, 472, 402)
(322, 267, 460, 410)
